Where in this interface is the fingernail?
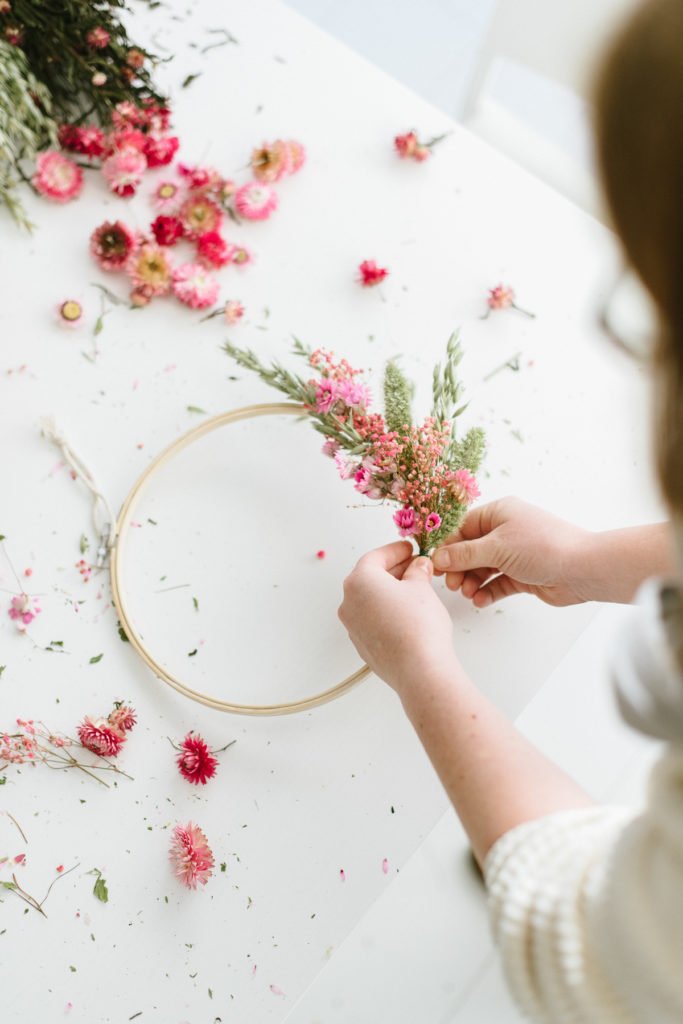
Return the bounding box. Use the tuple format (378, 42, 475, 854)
(433, 549, 450, 570)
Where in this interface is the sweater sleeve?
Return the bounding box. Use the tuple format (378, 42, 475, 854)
(483, 747, 683, 1024)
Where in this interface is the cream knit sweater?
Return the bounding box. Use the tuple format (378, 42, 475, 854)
(484, 581, 683, 1023)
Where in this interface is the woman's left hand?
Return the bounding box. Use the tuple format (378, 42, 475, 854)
(338, 541, 459, 696)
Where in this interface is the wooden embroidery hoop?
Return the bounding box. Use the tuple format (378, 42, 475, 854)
(109, 401, 371, 716)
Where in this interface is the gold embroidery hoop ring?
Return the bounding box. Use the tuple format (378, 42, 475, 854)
(110, 401, 371, 716)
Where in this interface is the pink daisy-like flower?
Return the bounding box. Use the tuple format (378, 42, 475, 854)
(144, 135, 180, 168)
(321, 438, 339, 458)
(57, 299, 84, 328)
(179, 195, 223, 240)
(112, 101, 144, 130)
(450, 468, 480, 504)
(126, 47, 146, 70)
(334, 451, 358, 481)
(151, 214, 184, 246)
(353, 465, 373, 494)
(33, 151, 83, 203)
(230, 244, 253, 268)
(336, 379, 371, 411)
(169, 822, 214, 889)
(172, 263, 220, 309)
(90, 220, 137, 271)
(224, 300, 244, 325)
(424, 512, 442, 532)
(77, 716, 125, 758)
(58, 124, 106, 159)
(177, 163, 222, 192)
(393, 506, 418, 537)
(8, 593, 41, 629)
(395, 131, 419, 159)
(102, 148, 147, 197)
(314, 378, 339, 414)
(103, 128, 147, 157)
(487, 284, 515, 311)
(234, 182, 278, 221)
(176, 733, 219, 786)
(197, 230, 231, 268)
(358, 260, 389, 287)
(126, 243, 173, 297)
(152, 180, 182, 211)
(86, 26, 110, 48)
(130, 285, 153, 308)
(251, 140, 292, 183)
(108, 703, 137, 733)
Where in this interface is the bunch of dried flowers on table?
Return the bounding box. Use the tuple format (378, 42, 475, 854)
(224, 333, 486, 555)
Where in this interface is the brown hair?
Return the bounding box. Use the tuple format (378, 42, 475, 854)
(593, 0, 683, 517)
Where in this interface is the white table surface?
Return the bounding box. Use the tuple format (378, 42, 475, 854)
(0, 1, 663, 1022)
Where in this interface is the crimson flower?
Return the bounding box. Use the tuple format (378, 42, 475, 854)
(176, 732, 219, 785)
(151, 214, 184, 246)
(77, 716, 125, 757)
(358, 259, 389, 287)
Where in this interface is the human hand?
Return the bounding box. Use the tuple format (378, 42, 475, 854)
(433, 497, 591, 608)
(338, 541, 458, 694)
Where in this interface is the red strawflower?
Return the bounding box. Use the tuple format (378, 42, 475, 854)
(358, 260, 389, 287)
(151, 214, 184, 246)
(90, 220, 138, 271)
(58, 124, 106, 159)
(143, 135, 179, 168)
(176, 732, 219, 786)
(196, 230, 231, 268)
(77, 716, 125, 758)
(108, 703, 137, 733)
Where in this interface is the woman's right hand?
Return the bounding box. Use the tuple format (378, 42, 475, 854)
(433, 497, 593, 608)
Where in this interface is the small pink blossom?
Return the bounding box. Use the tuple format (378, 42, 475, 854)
(393, 506, 418, 537)
(152, 180, 182, 211)
(234, 182, 278, 220)
(169, 822, 214, 889)
(358, 260, 389, 287)
(450, 468, 480, 504)
(33, 151, 83, 203)
(197, 230, 231, 268)
(126, 243, 173, 297)
(77, 716, 125, 757)
(334, 452, 358, 480)
(353, 465, 373, 494)
(179, 195, 223, 239)
(321, 438, 339, 458)
(86, 26, 110, 48)
(314, 378, 338, 414)
(230, 244, 253, 267)
(57, 299, 84, 328)
(172, 263, 220, 309)
(108, 703, 137, 733)
(8, 594, 41, 629)
(176, 733, 218, 786)
(102, 148, 147, 197)
(487, 284, 515, 311)
(224, 300, 244, 325)
(285, 140, 306, 173)
(336, 379, 371, 410)
(424, 512, 442, 532)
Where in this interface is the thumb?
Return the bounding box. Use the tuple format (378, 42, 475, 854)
(432, 535, 497, 573)
(402, 555, 434, 582)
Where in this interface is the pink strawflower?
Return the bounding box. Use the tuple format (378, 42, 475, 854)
(130, 285, 153, 308)
(102, 148, 147, 197)
(395, 131, 419, 158)
(90, 220, 137, 271)
(224, 300, 244, 325)
(142, 103, 171, 134)
(8, 594, 41, 629)
(58, 124, 105, 159)
(112, 101, 145, 130)
(103, 128, 147, 157)
(336, 379, 371, 411)
(33, 151, 83, 203)
(314, 378, 339, 414)
(424, 512, 442, 532)
(334, 452, 358, 480)
(57, 299, 84, 328)
(171, 263, 220, 309)
(144, 135, 179, 168)
(251, 140, 292, 183)
(177, 163, 222, 192)
(230, 244, 253, 268)
(77, 716, 125, 758)
(179, 195, 223, 239)
(450, 468, 480, 504)
(353, 465, 374, 494)
(151, 214, 184, 246)
(234, 182, 278, 221)
(126, 243, 173, 297)
(197, 230, 231, 268)
(176, 733, 219, 786)
(108, 703, 137, 733)
(487, 284, 515, 310)
(169, 822, 214, 889)
(358, 260, 389, 287)
(86, 26, 110, 48)
(126, 47, 146, 70)
(321, 438, 339, 458)
(152, 180, 182, 211)
(393, 507, 418, 537)
(285, 139, 306, 173)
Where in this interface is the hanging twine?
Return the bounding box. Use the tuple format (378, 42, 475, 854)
(40, 417, 115, 567)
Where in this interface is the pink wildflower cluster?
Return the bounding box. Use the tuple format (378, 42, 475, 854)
(169, 822, 214, 889)
(483, 283, 535, 319)
(8, 593, 41, 630)
(0, 719, 72, 770)
(305, 349, 371, 417)
(76, 701, 136, 759)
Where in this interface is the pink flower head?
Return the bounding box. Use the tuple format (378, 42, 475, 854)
(334, 451, 358, 480)
(395, 131, 419, 158)
(90, 220, 137, 270)
(58, 124, 105, 159)
(176, 733, 218, 786)
(450, 468, 480, 504)
(151, 214, 184, 246)
(285, 139, 306, 173)
(487, 284, 515, 311)
(86, 26, 110, 48)
(127, 243, 173, 297)
(144, 135, 180, 168)
(172, 263, 220, 309)
(230, 244, 253, 268)
(57, 299, 84, 328)
(251, 140, 292, 183)
(336, 379, 371, 411)
(314, 378, 339, 414)
(103, 128, 147, 157)
(234, 182, 278, 221)
(91, 72, 107, 87)
(393, 506, 418, 537)
(224, 300, 244, 325)
(33, 151, 83, 203)
(169, 822, 214, 889)
(77, 716, 125, 758)
(152, 180, 182, 211)
(112, 101, 145, 130)
(177, 163, 221, 192)
(358, 260, 389, 287)
(102, 148, 147, 197)
(179, 195, 223, 240)
(197, 230, 231, 268)
(126, 47, 146, 70)
(353, 465, 375, 494)
(321, 437, 340, 458)
(108, 703, 137, 733)
(8, 593, 41, 629)
(424, 512, 442, 533)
